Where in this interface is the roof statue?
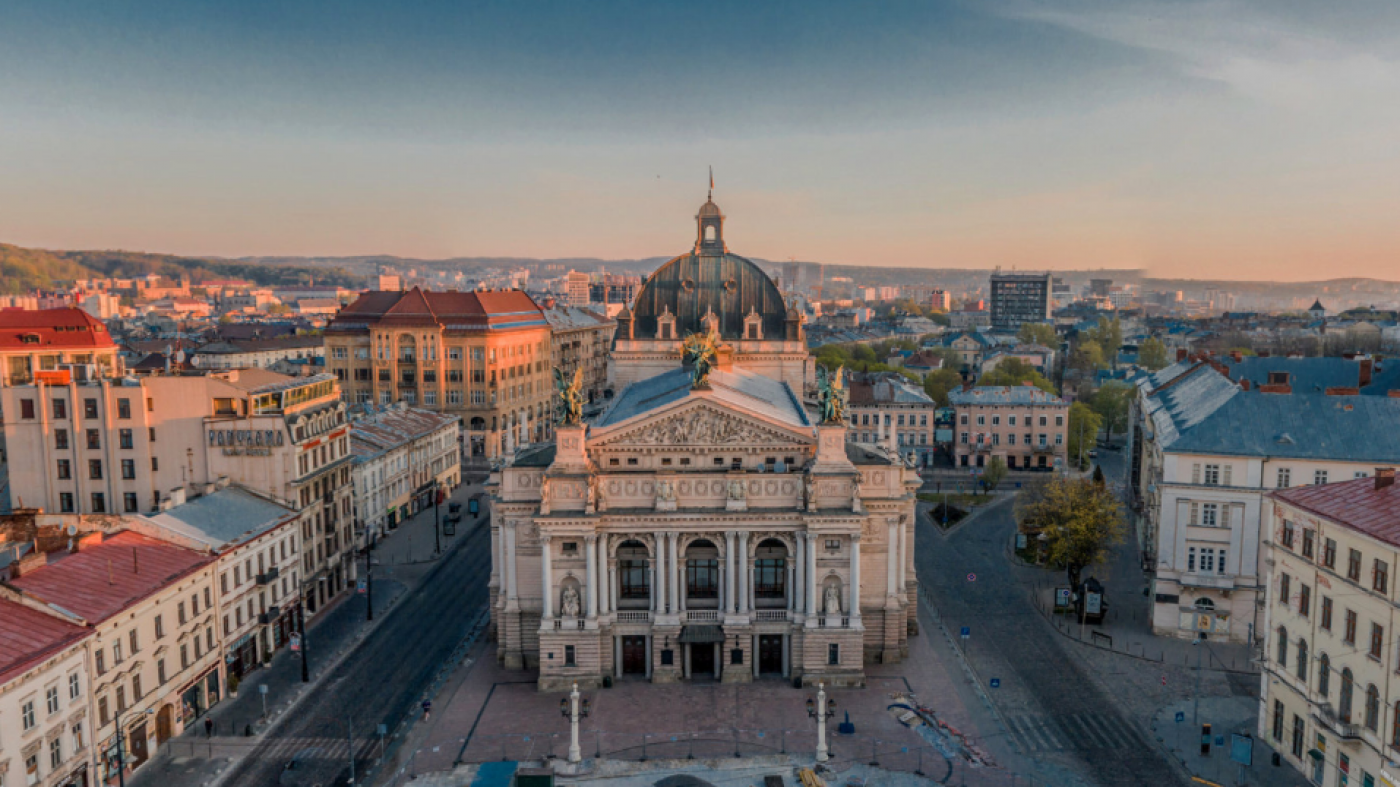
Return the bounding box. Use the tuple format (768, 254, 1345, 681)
(681, 328, 720, 389)
(816, 364, 848, 425)
(554, 367, 586, 426)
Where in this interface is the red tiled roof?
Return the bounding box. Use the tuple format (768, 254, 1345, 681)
(331, 288, 543, 331)
(1272, 476, 1400, 547)
(0, 598, 90, 684)
(10, 531, 211, 623)
(0, 308, 116, 350)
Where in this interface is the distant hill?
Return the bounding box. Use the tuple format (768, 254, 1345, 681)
(0, 244, 365, 295)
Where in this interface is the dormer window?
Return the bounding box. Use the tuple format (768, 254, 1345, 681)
(657, 305, 677, 341)
(744, 307, 763, 341)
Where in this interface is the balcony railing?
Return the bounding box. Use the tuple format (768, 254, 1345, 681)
(615, 611, 650, 623)
(258, 606, 280, 625)
(753, 610, 788, 622)
(257, 567, 280, 585)
(685, 610, 720, 623)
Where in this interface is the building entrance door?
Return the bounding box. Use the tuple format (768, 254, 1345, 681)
(758, 635, 784, 675)
(128, 721, 149, 767)
(690, 642, 715, 678)
(155, 705, 174, 744)
(621, 636, 647, 675)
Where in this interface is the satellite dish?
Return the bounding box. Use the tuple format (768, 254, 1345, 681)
(66, 524, 78, 536)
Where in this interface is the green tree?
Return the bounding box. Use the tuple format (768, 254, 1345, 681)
(982, 455, 1008, 493)
(1091, 382, 1133, 440)
(922, 368, 964, 407)
(850, 344, 877, 364)
(1086, 317, 1123, 358)
(1017, 322, 1058, 347)
(1068, 401, 1103, 470)
(928, 311, 951, 327)
(979, 358, 1057, 394)
(1070, 341, 1106, 373)
(1138, 337, 1169, 370)
(1017, 477, 1126, 589)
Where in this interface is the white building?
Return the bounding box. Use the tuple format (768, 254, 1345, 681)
(0, 597, 92, 787)
(1131, 358, 1400, 643)
(349, 404, 461, 540)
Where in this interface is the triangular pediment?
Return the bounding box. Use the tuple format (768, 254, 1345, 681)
(591, 398, 813, 449)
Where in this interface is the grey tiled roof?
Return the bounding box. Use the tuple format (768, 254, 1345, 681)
(141, 487, 296, 551)
(948, 386, 1068, 407)
(1219, 356, 1400, 395)
(596, 367, 810, 429)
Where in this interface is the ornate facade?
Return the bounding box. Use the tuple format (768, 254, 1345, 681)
(490, 198, 918, 691)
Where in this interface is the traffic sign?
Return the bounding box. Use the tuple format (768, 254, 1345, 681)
(1230, 733, 1254, 766)
(960, 626, 971, 639)
(990, 678, 1001, 689)
(1175, 711, 1185, 723)
(967, 573, 977, 582)
(357, 579, 367, 594)
(1161, 674, 1167, 687)
(289, 633, 302, 652)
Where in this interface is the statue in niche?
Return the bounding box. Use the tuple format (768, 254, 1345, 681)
(824, 584, 843, 615)
(804, 476, 817, 509)
(588, 474, 605, 512)
(561, 585, 581, 618)
(656, 480, 676, 502)
(727, 479, 746, 500)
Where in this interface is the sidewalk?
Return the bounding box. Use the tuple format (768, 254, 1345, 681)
(128, 476, 489, 787)
(1151, 696, 1309, 787)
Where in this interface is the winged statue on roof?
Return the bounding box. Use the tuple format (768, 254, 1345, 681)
(681, 327, 720, 389)
(816, 364, 848, 425)
(554, 367, 585, 426)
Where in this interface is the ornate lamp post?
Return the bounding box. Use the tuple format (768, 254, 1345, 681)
(806, 682, 837, 762)
(559, 682, 590, 763)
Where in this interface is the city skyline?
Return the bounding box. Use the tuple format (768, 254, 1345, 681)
(2, 1, 1397, 282)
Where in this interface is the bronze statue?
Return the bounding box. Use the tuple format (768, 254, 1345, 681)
(554, 367, 586, 426)
(682, 329, 719, 389)
(816, 364, 848, 424)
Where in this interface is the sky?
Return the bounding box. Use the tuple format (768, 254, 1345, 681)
(1, 0, 1398, 281)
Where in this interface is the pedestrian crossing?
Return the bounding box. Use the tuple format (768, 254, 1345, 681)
(1003, 712, 1151, 754)
(239, 734, 383, 765)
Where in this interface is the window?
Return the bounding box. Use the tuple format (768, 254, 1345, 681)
(1324, 538, 1337, 569)
(1187, 547, 1196, 571)
(53, 398, 67, 419)
(21, 398, 35, 419)
(1277, 626, 1288, 667)
(828, 643, 840, 665)
(1217, 549, 1227, 574)
(1319, 653, 1331, 697)
(1291, 714, 1305, 758)
(1277, 467, 1291, 488)
(73, 720, 84, 750)
(117, 398, 131, 418)
(54, 428, 68, 448)
(59, 492, 74, 513)
(119, 429, 133, 449)
(618, 559, 650, 599)
(86, 429, 100, 449)
(155, 614, 164, 638)
(1280, 573, 1291, 606)
(88, 459, 103, 479)
(26, 753, 39, 784)
(1349, 549, 1363, 582)
(95, 649, 105, 675)
(47, 685, 59, 714)
(1203, 464, 1220, 485)
(686, 559, 719, 598)
(180, 643, 189, 669)
(1345, 609, 1358, 644)
(132, 674, 143, 700)
(1296, 638, 1308, 681)
(69, 672, 80, 699)
(178, 601, 187, 624)
(129, 628, 139, 654)
(1299, 584, 1310, 615)
(1375, 560, 1389, 594)
(57, 459, 71, 479)
(21, 700, 36, 729)
(157, 659, 167, 685)
(113, 640, 122, 664)
(1372, 623, 1384, 660)
(1302, 529, 1315, 559)
(1201, 503, 1218, 526)
(121, 459, 135, 479)
(1281, 520, 1295, 548)
(90, 492, 105, 513)
(1055, 415, 1064, 426)
(1321, 597, 1333, 631)
(564, 645, 576, 667)
(1367, 684, 1381, 731)
(1315, 470, 1329, 485)
(123, 492, 138, 512)
(754, 559, 786, 598)
(116, 686, 126, 713)
(1201, 549, 1216, 573)
(1271, 699, 1284, 741)
(151, 457, 159, 472)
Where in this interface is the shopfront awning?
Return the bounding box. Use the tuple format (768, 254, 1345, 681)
(679, 625, 725, 644)
(1307, 748, 1324, 761)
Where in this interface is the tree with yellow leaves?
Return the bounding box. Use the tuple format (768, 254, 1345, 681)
(1016, 476, 1126, 590)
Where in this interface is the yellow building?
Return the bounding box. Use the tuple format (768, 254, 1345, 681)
(325, 288, 551, 461)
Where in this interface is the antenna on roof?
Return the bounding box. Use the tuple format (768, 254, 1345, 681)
(709, 166, 714, 200)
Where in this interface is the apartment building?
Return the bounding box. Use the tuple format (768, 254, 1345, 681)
(349, 404, 461, 540)
(0, 371, 357, 615)
(323, 288, 552, 461)
(1132, 358, 1400, 644)
(1260, 472, 1400, 787)
(845, 371, 938, 467)
(989, 272, 1052, 333)
(8, 531, 220, 786)
(0, 309, 122, 389)
(190, 336, 324, 370)
(948, 385, 1070, 470)
(133, 485, 307, 684)
(0, 598, 92, 787)
(542, 302, 615, 407)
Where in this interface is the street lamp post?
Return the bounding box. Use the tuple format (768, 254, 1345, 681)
(559, 683, 590, 763)
(433, 480, 442, 556)
(112, 707, 154, 787)
(806, 682, 837, 762)
(364, 524, 374, 622)
(298, 593, 310, 683)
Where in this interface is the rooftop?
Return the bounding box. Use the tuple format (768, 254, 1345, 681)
(0, 598, 90, 685)
(542, 304, 615, 332)
(328, 287, 545, 332)
(0, 307, 116, 350)
(597, 366, 810, 430)
(139, 487, 297, 552)
(1273, 476, 1400, 548)
(10, 531, 211, 624)
(351, 405, 459, 460)
(948, 385, 1067, 407)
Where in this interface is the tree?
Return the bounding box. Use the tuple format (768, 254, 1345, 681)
(1138, 337, 1169, 370)
(850, 344, 877, 364)
(1086, 317, 1123, 360)
(983, 456, 1008, 493)
(922, 368, 964, 407)
(1017, 322, 1058, 348)
(1092, 464, 1106, 487)
(1017, 476, 1126, 589)
(1068, 401, 1103, 470)
(928, 311, 951, 327)
(1091, 382, 1133, 440)
(1070, 341, 1105, 373)
(979, 358, 1057, 394)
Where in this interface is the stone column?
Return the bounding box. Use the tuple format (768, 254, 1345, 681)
(650, 553, 659, 614)
(725, 531, 737, 614)
(608, 559, 619, 616)
(737, 531, 749, 615)
(782, 634, 790, 678)
(668, 532, 680, 614)
(752, 634, 760, 678)
(805, 533, 818, 616)
(787, 560, 797, 612)
(541, 535, 553, 620)
(585, 534, 598, 619)
(718, 562, 726, 612)
(505, 522, 519, 609)
(848, 534, 861, 621)
(598, 537, 609, 616)
(614, 637, 622, 678)
(794, 534, 805, 614)
(886, 521, 898, 597)
(898, 518, 907, 591)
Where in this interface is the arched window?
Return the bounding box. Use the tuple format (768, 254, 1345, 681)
(1341, 668, 1355, 722)
(1392, 701, 1400, 749)
(1276, 626, 1288, 668)
(1194, 598, 1215, 609)
(1367, 685, 1381, 732)
(1318, 654, 1331, 698)
(1295, 638, 1308, 682)
(705, 225, 716, 241)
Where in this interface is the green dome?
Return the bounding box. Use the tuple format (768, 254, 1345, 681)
(629, 251, 788, 341)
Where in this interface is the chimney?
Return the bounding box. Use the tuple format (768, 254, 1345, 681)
(1360, 358, 1374, 388)
(78, 531, 105, 550)
(1324, 387, 1360, 396)
(1377, 468, 1396, 491)
(1176, 348, 1188, 362)
(1241, 379, 1251, 391)
(1257, 349, 1270, 358)
(1230, 350, 1242, 363)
